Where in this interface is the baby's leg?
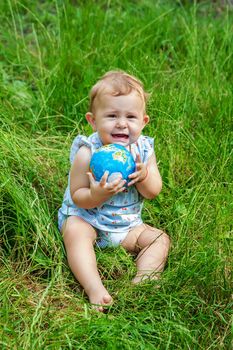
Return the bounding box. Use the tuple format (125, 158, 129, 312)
(122, 224, 170, 284)
(62, 216, 112, 311)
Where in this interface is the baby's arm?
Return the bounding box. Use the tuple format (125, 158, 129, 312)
(128, 152, 162, 199)
(70, 146, 126, 209)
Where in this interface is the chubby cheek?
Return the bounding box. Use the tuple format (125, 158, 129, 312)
(131, 127, 142, 138)
(100, 122, 114, 133)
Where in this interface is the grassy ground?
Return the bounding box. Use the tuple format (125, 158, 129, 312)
(0, 0, 232, 349)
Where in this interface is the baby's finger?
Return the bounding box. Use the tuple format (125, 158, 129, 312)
(109, 174, 122, 186)
(119, 179, 127, 188)
(108, 178, 125, 192)
(128, 171, 139, 179)
(114, 179, 126, 192)
(135, 163, 144, 174)
(100, 171, 109, 186)
(117, 184, 127, 193)
(127, 178, 138, 186)
(128, 171, 141, 186)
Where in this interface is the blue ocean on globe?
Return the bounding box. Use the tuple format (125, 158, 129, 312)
(90, 144, 135, 183)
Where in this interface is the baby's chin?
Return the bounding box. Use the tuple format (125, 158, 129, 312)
(102, 140, 131, 149)
(100, 136, 133, 147)
(113, 140, 130, 146)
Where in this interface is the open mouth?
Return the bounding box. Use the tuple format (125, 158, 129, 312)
(111, 134, 129, 140)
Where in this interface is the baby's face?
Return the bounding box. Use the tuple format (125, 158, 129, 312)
(87, 91, 149, 146)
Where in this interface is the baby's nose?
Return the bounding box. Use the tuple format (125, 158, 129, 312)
(116, 117, 127, 128)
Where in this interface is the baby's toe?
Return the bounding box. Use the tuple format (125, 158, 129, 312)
(103, 294, 112, 305)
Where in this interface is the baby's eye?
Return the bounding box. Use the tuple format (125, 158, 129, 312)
(127, 115, 137, 119)
(106, 114, 117, 118)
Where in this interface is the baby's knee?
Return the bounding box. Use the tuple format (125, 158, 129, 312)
(159, 231, 170, 250)
(137, 226, 170, 250)
(63, 218, 96, 245)
(150, 229, 170, 250)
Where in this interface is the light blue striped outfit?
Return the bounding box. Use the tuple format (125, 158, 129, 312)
(58, 132, 154, 248)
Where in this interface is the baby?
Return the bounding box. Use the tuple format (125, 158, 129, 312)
(58, 70, 170, 311)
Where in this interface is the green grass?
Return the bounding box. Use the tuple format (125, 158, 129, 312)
(0, 0, 232, 349)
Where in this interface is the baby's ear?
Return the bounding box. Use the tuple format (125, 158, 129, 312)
(86, 112, 96, 130)
(143, 114, 150, 126)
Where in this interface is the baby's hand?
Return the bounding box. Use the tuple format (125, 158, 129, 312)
(87, 171, 126, 200)
(128, 153, 148, 186)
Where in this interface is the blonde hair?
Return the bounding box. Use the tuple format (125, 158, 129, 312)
(89, 70, 150, 113)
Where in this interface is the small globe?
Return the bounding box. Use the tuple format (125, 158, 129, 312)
(90, 144, 135, 182)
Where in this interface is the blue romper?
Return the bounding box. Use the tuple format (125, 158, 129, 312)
(58, 132, 154, 248)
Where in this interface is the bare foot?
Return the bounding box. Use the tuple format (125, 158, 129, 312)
(132, 271, 161, 284)
(87, 287, 113, 312)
